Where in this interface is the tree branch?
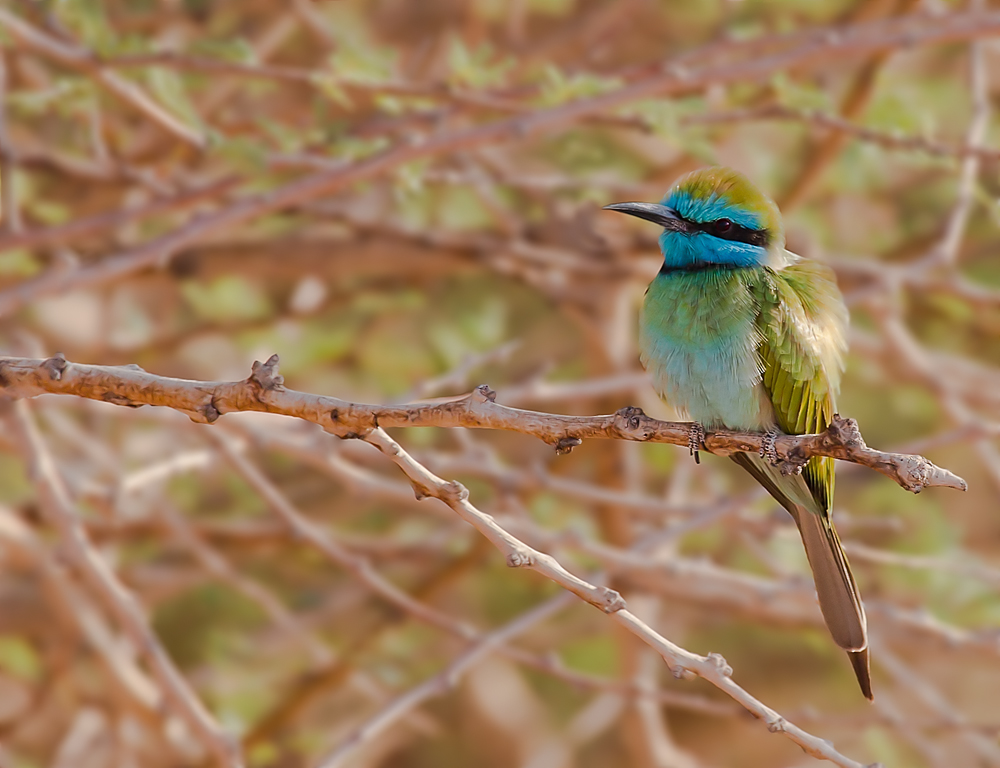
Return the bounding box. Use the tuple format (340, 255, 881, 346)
(0, 354, 967, 493)
(0, 9, 206, 149)
(314, 593, 576, 768)
(359, 424, 875, 767)
(2, 10, 1000, 318)
(2, 351, 955, 765)
(5, 400, 242, 768)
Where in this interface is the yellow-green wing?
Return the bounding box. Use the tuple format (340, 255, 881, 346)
(747, 258, 872, 699)
(755, 258, 848, 512)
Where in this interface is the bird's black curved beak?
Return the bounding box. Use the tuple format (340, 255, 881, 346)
(603, 202, 685, 231)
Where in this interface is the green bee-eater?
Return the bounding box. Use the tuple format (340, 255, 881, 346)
(605, 166, 871, 699)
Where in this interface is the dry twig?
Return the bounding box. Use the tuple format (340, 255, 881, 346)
(0, 354, 967, 493)
(0, 352, 974, 766)
(4, 400, 242, 768)
(2, 10, 999, 318)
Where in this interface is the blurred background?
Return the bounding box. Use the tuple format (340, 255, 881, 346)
(1, 1, 999, 767)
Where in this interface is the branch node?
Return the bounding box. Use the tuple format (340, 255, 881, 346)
(896, 455, 963, 493)
(778, 438, 812, 475)
(669, 664, 694, 681)
(101, 392, 144, 409)
(554, 436, 582, 455)
(778, 460, 804, 477)
(706, 652, 733, 677)
(198, 399, 221, 424)
(615, 405, 646, 432)
(42, 353, 67, 381)
(474, 384, 497, 403)
(828, 414, 865, 449)
(249, 354, 284, 392)
(506, 551, 533, 568)
(327, 407, 376, 440)
(596, 587, 626, 614)
(766, 715, 787, 733)
(442, 480, 470, 503)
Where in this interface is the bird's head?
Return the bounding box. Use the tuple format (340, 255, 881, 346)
(604, 166, 784, 270)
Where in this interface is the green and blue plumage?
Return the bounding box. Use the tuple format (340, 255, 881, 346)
(606, 167, 871, 699)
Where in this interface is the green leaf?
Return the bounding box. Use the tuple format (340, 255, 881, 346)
(189, 37, 257, 64)
(145, 67, 203, 133)
(446, 37, 513, 89)
(7, 79, 94, 118)
(54, 0, 114, 53)
(560, 633, 618, 676)
(0, 637, 41, 680)
(326, 35, 395, 84)
(213, 134, 269, 173)
(313, 74, 354, 110)
(537, 65, 621, 107)
(0, 249, 41, 277)
(181, 275, 273, 323)
(770, 72, 835, 112)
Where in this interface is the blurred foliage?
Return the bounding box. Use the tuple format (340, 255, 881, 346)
(1, 1, 1000, 768)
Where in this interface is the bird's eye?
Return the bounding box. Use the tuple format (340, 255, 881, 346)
(714, 218, 733, 234)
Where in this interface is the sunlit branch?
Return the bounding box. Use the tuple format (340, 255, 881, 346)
(0, 354, 967, 493)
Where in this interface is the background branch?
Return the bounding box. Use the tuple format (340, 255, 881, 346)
(1, 3, 997, 767)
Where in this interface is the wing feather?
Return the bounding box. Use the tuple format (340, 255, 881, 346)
(755, 259, 847, 511)
(748, 258, 871, 698)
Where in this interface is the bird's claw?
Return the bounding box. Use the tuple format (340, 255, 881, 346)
(760, 428, 780, 465)
(687, 422, 705, 464)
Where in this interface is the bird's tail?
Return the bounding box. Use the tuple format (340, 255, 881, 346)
(730, 452, 872, 700)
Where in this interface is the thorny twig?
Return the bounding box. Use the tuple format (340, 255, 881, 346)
(1, 11, 999, 317)
(5, 400, 243, 768)
(0, 354, 967, 493)
(0, 352, 972, 766)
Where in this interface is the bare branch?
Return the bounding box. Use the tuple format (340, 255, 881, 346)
(359, 425, 875, 767)
(4, 400, 242, 768)
(2, 10, 999, 317)
(0, 175, 240, 254)
(776, 0, 922, 211)
(0, 51, 21, 234)
(157, 500, 333, 666)
(204, 429, 478, 639)
(0, 354, 968, 493)
(931, 35, 990, 267)
(315, 593, 576, 768)
(686, 104, 1000, 163)
(0, 9, 205, 148)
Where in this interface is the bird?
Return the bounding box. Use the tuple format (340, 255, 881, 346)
(604, 166, 871, 699)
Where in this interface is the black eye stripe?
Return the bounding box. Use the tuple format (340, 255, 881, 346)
(679, 214, 770, 248)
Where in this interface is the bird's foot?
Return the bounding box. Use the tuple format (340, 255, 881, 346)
(760, 428, 781, 465)
(687, 422, 705, 465)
